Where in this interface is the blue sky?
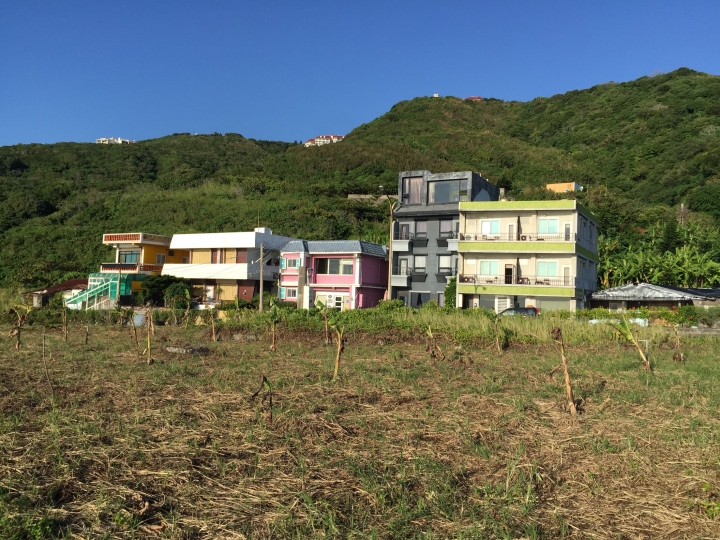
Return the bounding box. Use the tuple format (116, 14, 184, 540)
(1, 1, 719, 147)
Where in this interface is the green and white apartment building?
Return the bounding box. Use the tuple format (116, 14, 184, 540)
(456, 199, 599, 312)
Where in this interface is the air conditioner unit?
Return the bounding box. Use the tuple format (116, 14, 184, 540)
(520, 235, 527, 241)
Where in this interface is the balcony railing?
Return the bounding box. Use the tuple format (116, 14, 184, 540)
(100, 263, 163, 273)
(393, 232, 459, 241)
(459, 233, 576, 242)
(458, 274, 575, 286)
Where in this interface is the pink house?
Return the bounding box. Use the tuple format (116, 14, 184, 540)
(278, 240, 388, 310)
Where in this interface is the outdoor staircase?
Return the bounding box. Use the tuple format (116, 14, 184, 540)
(65, 273, 126, 310)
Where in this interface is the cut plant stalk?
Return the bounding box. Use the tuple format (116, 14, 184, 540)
(551, 327, 577, 415)
(250, 375, 273, 423)
(9, 303, 32, 351)
(673, 324, 684, 363)
(267, 304, 281, 352)
(61, 307, 68, 342)
(425, 325, 445, 361)
(146, 306, 153, 364)
(41, 327, 54, 396)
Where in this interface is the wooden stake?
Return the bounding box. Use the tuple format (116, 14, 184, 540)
(84, 326, 89, 346)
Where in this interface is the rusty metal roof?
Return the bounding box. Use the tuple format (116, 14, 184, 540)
(592, 283, 720, 301)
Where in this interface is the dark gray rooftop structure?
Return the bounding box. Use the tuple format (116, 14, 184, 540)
(390, 170, 500, 307)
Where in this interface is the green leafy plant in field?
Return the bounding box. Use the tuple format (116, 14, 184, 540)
(425, 325, 445, 361)
(443, 277, 456, 308)
(606, 317, 651, 371)
(315, 299, 332, 345)
(329, 315, 345, 380)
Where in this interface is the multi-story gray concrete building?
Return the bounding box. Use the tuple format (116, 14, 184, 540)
(390, 170, 500, 307)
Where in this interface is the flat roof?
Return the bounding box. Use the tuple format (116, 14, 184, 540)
(459, 199, 597, 223)
(170, 231, 295, 250)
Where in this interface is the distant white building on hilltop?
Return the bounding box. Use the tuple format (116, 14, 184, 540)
(96, 137, 135, 144)
(304, 134, 344, 147)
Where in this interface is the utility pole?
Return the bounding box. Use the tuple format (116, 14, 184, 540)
(258, 243, 264, 312)
(379, 186, 401, 301)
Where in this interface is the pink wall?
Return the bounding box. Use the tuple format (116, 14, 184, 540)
(357, 287, 385, 308)
(310, 255, 356, 285)
(359, 255, 388, 287)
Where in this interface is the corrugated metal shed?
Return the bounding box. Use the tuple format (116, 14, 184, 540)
(592, 283, 719, 301)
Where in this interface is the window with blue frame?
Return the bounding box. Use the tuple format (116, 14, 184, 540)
(537, 261, 558, 277)
(119, 251, 140, 263)
(538, 219, 559, 235)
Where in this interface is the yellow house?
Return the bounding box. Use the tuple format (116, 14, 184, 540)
(100, 233, 189, 273)
(66, 232, 189, 310)
(546, 182, 583, 194)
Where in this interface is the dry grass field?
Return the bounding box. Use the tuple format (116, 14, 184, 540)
(1, 321, 720, 539)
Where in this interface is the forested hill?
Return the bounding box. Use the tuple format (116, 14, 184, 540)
(2, 67, 720, 289)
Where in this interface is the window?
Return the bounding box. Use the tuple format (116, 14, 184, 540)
(480, 220, 500, 236)
(479, 260, 499, 276)
(438, 255, 452, 273)
(538, 219, 559, 235)
(181, 257, 189, 264)
(156, 253, 166, 265)
(119, 251, 140, 263)
(316, 258, 353, 275)
(281, 257, 300, 269)
(168, 250, 175, 256)
(564, 223, 571, 241)
(401, 176, 422, 205)
(286, 288, 297, 298)
(440, 220, 453, 238)
(415, 221, 427, 238)
(211, 248, 225, 264)
(414, 256, 426, 272)
(537, 261, 558, 277)
(428, 179, 468, 204)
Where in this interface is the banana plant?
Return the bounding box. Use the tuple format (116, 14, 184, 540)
(315, 299, 331, 345)
(329, 315, 345, 380)
(607, 317, 651, 371)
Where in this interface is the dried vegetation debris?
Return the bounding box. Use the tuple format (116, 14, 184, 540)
(0, 326, 719, 538)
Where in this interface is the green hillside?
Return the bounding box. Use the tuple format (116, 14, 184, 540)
(2, 68, 720, 290)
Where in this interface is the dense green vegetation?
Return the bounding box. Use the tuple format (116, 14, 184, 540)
(2, 68, 720, 290)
